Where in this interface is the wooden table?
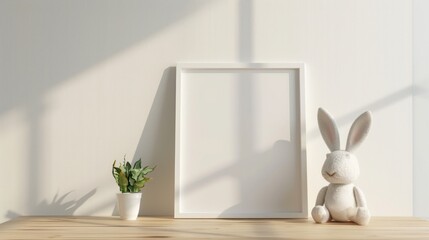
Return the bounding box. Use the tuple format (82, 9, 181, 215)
(1, 216, 429, 239)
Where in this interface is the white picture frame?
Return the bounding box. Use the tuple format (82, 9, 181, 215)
(175, 63, 307, 218)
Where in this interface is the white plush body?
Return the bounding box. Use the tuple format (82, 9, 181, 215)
(315, 183, 369, 225)
(312, 108, 371, 226)
(325, 184, 356, 221)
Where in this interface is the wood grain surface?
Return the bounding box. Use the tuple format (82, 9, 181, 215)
(1, 216, 429, 239)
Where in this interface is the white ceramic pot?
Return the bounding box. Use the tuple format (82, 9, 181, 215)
(117, 192, 142, 220)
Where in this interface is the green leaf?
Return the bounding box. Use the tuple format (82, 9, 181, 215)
(118, 171, 128, 193)
(130, 186, 139, 193)
(129, 169, 140, 180)
(142, 166, 156, 175)
(113, 172, 119, 184)
(112, 161, 122, 185)
(134, 159, 142, 169)
(134, 180, 146, 189)
(119, 164, 125, 173)
(112, 160, 117, 178)
(136, 172, 144, 181)
(129, 178, 135, 186)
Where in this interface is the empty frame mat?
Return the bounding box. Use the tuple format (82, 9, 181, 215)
(175, 63, 307, 218)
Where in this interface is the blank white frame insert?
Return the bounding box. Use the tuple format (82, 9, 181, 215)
(175, 63, 307, 218)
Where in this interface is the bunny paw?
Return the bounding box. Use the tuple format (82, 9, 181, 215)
(353, 207, 370, 225)
(312, 206, 330, 223)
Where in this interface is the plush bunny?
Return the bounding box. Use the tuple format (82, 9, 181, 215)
(312, 108, 372, 226)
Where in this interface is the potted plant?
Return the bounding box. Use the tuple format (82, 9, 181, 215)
(112, 156, 155, 220)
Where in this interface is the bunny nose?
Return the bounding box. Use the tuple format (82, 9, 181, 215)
(326, 171, 336, 177)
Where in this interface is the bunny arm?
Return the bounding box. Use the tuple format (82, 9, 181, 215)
(315, 186, 328, 206)
(353, 186, 371, 225)
(353, 186, 368, 208)
(312, 186, 330, 223)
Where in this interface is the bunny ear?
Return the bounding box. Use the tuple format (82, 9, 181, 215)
(318, 108, 340, 152)
(346, 111, 372, 152)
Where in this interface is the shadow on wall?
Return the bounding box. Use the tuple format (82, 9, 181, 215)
(0, 0, 207, 114)
(307, 86, 416, 141)
(208, 140, 301, 217)
(0, 1, 207, 220)
(129, 67, 177, 216)
(6, 189, 96, 219)
(219, 67, 302, 217)
(174, 69, 303, 217)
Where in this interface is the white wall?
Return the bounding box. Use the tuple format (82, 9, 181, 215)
(0, 0, 412, 223)
(413, 0, 429, 219)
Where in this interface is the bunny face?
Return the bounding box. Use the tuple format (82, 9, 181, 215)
(321, 151, 360, 184)
(317, 108, 371, 184)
